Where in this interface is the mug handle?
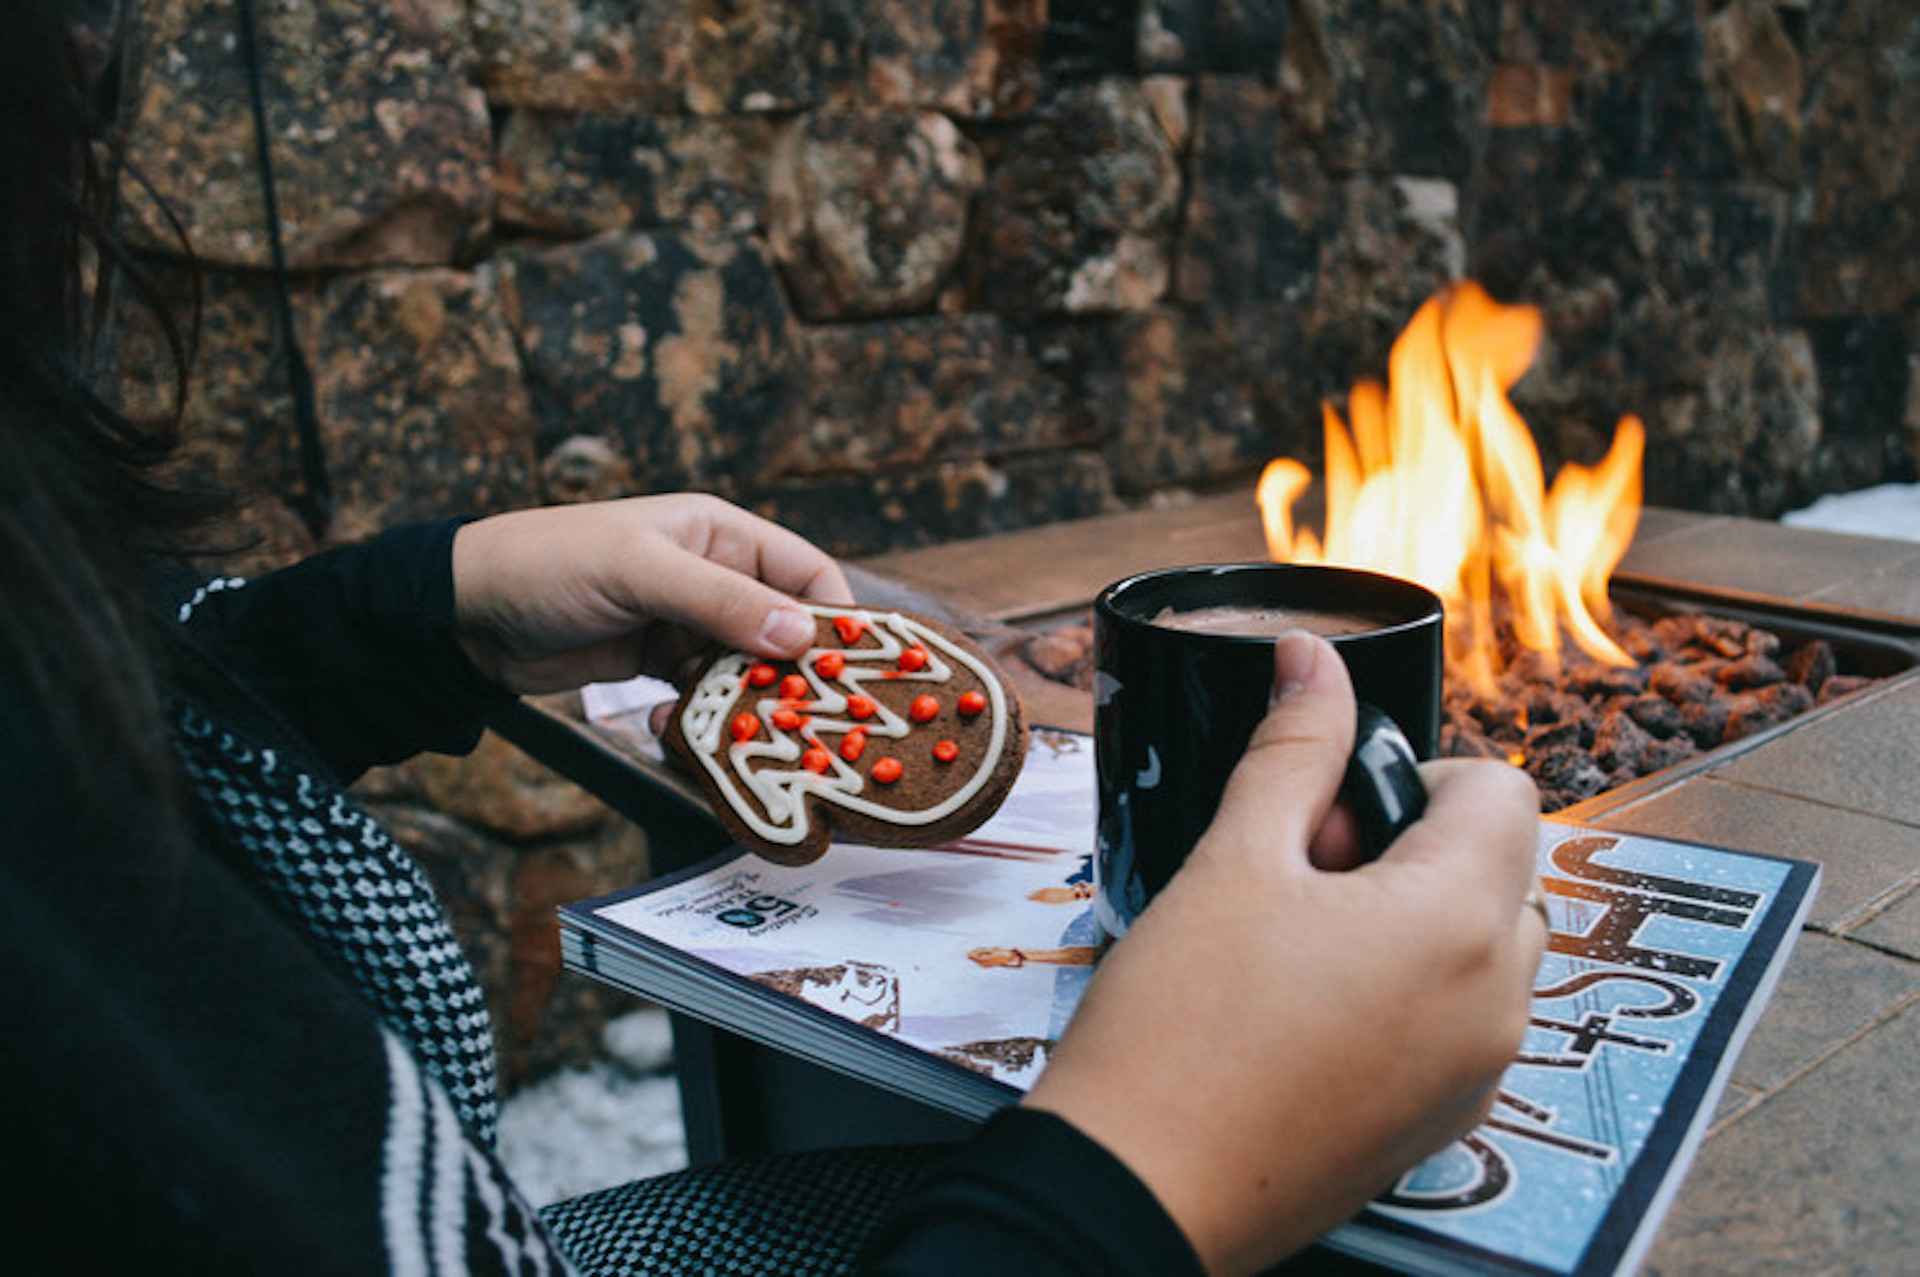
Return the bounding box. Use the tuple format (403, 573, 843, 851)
(1345, 702, 1429, 861)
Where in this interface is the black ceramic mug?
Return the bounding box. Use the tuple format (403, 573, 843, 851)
(1093, 563, 1444, 936)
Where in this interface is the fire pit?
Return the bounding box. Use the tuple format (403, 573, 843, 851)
(1006, 582, 1907, 812)
(956, 283, 1915, 812)
(858, 486, 1920, 817)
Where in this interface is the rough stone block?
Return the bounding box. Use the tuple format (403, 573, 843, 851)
(106, 265, 313, 553)
(1495, 0, 1578, 63)
(1276, 0, 1486, 177)
(495, 110, 776, 237)
(1701, 0, 1803, 183)
(1174, 75, 1321, 308)
(770, 314, 1080, 478)
(471, 0, 690, 112)
(1468, 159, 1825, 512)
(1041, 0, 1141, 81)
(1085, 307, 1320, 497)
(1577, 8, 1742, 181)
(499, 230, 799, 493)
(1785, 3, 1920, 317)
(865, 0, 1046, 119)
(975, 80, 1182, 314)
(1797, 316, 1920, 509)
(123, 0, 491, 268)
(767, 111, 983, 321)
(311, 268, 539, 541)
(685, 0, 863, 114)
(1307, 177, 1466, 348)
(1180, 83, 1458, 324)
(751, 452, 1115, 556)
(1138, 0, 1290, 74)
(1486, 62, 1574, 128)
(413, 729, 611, 843)
(502, 822, 651, 1083)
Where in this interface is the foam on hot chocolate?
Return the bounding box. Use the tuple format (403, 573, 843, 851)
(1147, 603, 1395, 638)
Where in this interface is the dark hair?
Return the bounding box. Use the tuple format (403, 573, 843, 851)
(0, 0, 223, 820)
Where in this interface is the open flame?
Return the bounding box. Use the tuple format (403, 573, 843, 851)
(1257, 282, 1646, 696)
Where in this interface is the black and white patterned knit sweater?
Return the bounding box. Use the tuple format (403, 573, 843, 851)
(0, 519, 1203, 1277)
(168, 700, 500, 1143)
(1, 521, 567, 1273)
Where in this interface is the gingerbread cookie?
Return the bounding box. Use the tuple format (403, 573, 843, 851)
(664, 604, 1028, 865)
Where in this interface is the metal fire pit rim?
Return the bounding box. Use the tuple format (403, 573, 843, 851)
(1609, 570, 1920, 663)
(994, 571, 1920, 652)
(994, 569, 1920, 817)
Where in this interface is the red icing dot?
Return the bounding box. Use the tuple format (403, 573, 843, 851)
(729, 713, 759, 743)
(958, 690, 987, 717)
(771, 707, 805, 732)
(746, 663, 778, 688)
(839, 729, 867, 762)
(802, 747, 832, 774)
(833, 615, 867, 644)
(933, 739, 960, 763)
(846, 695, 877, 720)
(871, 757, 903, 784)
(815, 650, 846, 679)
(909, 694, 940, 723)
(897, 645, 929, 672)
(779, 673, 810, 701)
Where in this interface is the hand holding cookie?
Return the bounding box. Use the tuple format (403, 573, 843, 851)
(665, 605, 1028, 864)
(451, 494, 852, 694)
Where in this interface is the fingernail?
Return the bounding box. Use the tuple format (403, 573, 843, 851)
(1271, 629, 1318, 705)
(760, 604, 814, 653)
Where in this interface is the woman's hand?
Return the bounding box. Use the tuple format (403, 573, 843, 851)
(1024, 631, 1545, 1275)
(450, 495, 853, 695)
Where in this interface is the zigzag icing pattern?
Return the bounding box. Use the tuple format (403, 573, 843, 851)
(679, 605, 1012, 848)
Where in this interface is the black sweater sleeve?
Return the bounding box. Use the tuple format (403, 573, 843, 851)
(860, 1107, 1206, 1276)
(176, 519, 512, 781)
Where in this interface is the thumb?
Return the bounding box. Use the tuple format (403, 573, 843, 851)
(1194, 630, 1359, 871)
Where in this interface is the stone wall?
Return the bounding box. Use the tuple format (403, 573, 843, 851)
(107, 0, 1919, 1086)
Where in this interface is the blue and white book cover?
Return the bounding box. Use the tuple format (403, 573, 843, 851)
(1343, 822, 1817, 1274)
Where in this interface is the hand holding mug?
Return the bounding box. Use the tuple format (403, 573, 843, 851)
(1093, 563, 1444, 934)
(1029, 630, 1545, 1274)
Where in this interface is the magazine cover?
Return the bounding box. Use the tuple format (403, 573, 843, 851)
(562, 729, 1817, 1276)
(564, 730, 1102, 1110)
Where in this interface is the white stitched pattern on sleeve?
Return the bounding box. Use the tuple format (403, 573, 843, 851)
(381, 1033, 569, 1277)
(381, 1034, 431, 1277)
(176, 576, 248, 624)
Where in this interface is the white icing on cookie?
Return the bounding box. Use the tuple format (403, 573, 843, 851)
(679, 605, 1012, 848)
